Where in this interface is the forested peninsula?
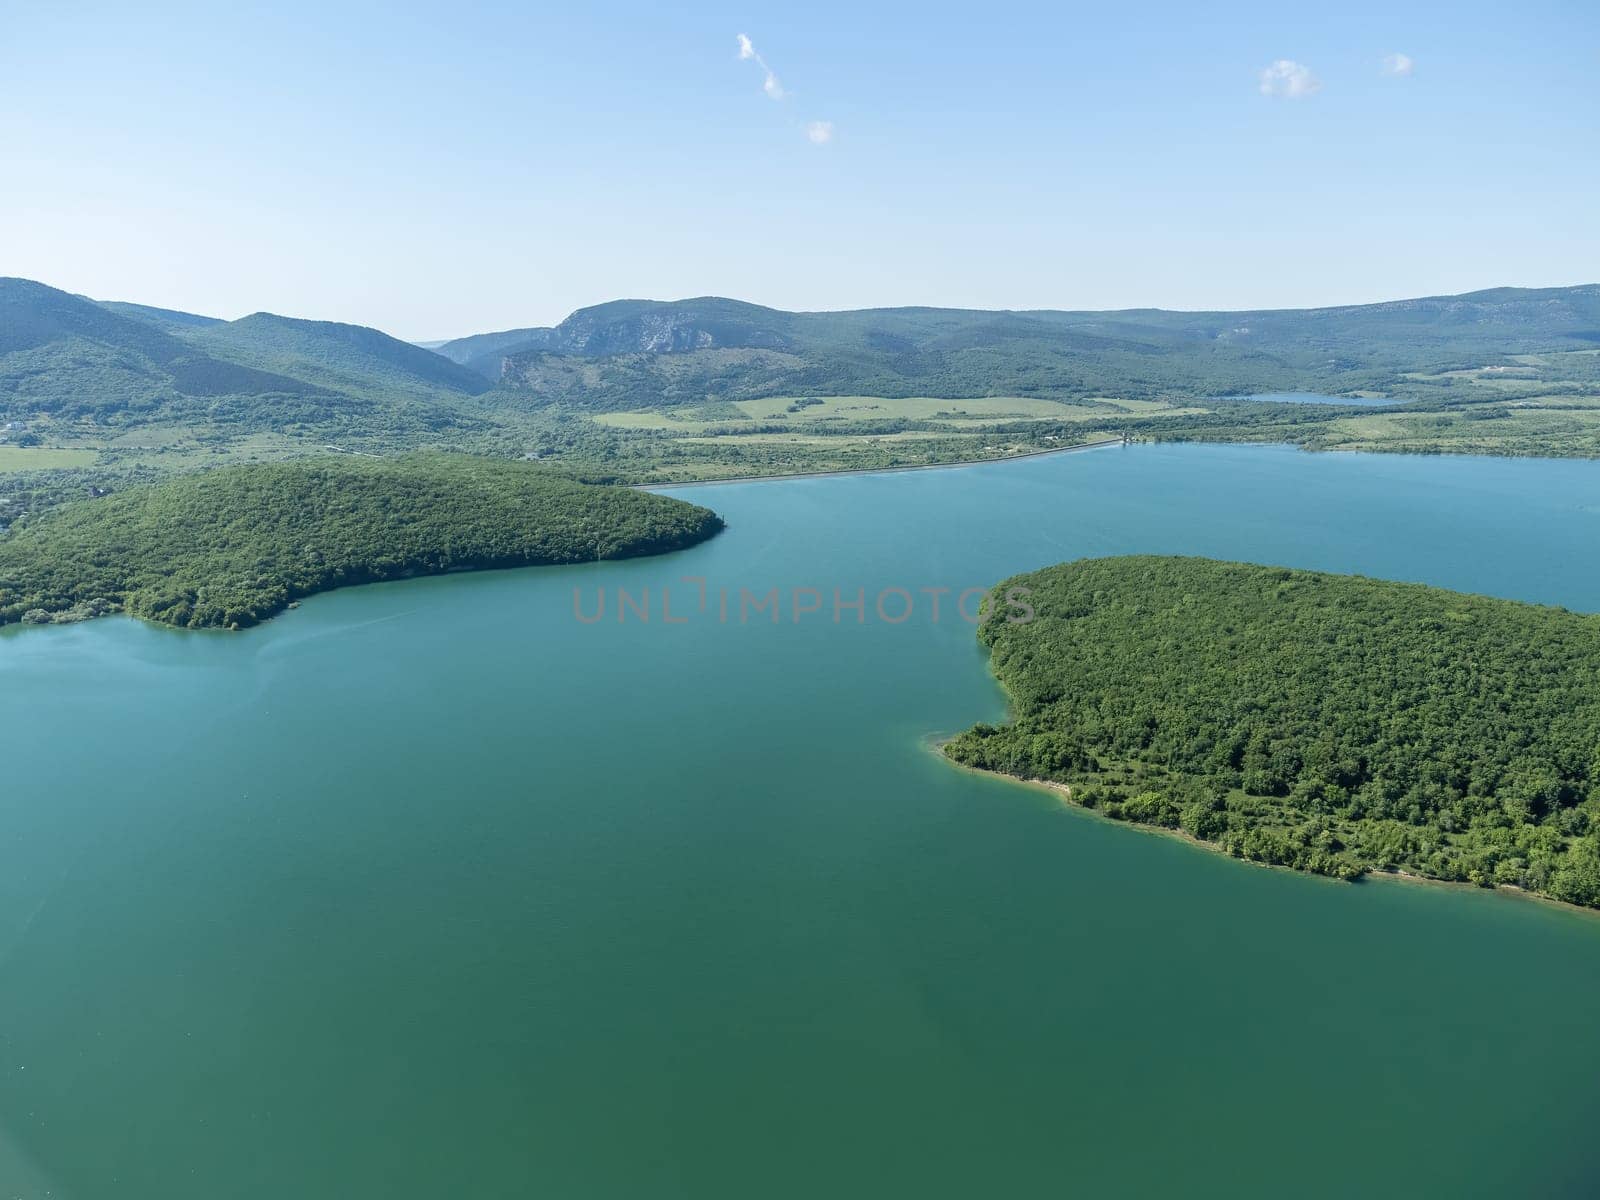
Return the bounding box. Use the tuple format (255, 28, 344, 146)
(0, 454, 722, 630)
(945, 556, 1600, 909)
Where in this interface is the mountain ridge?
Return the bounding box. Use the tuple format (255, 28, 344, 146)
(434, 285, 1600, 409)
(8, 274, 1599, 435)
(187, 311, 492, 399)
(0, 278, 492, 440)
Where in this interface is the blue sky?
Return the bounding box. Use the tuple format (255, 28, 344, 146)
(3, 0, 1595, 339)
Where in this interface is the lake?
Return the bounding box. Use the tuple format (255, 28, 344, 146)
(3, 442, 1600, 1198)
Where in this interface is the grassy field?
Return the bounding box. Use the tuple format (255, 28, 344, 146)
(732, 395, 1096, 421)
(1089, 397, 1186, 412)
(0, 447, 100, 472)
(595, 394, 1160, 434)
(1402, 367, 1545, 390)
(1309, 396, 1600, 457)
(594, 395, 1116, 431)
(679, 431, 1001, 446)
(591, 410, 692, 430)
(583, 394, 1140, 481)
(1400, 349, 1599, 395)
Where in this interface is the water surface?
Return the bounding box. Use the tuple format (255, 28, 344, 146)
(3, 443, 1599, 1198)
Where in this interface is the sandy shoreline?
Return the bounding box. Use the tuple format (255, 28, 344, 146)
(636, 436, 1126, 491)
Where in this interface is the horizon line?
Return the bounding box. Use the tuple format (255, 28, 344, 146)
(10, 274, 1595, 347)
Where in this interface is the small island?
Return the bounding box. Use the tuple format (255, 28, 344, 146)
(946, 555, 1600, 910)
(0, 454, 723, 630)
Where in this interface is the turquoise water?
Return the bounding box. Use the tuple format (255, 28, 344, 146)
(2, 442, 1600, 1198)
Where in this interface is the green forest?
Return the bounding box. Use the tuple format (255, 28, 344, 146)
(0, 454, 722, 630)
(945, 556, 1600, 909)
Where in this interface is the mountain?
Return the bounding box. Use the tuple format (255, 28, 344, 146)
(441, 286, 1600, 410)
(432, 326, 556, 378)
(11, 274, 1599, 440)
(0, 278, 490, 441)
(97, 300, 225, 331)
(1, 278, 335, 419)
(4, 278, 205, 361)
(187, 312, 492, 402)
(433, 298, 797, 379)
(540, 298, 796, 355)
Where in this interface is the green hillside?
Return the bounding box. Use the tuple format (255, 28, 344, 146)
(436, 298, 793, 379)
(0, 454, 722, 630)
(97, 299, 225, 330)
(187, 312, 492, 401)
(0, 278, 494, 447)
(1, 278, 336, 420)
(443, 286, 1600, 409)
(945, 556, 1600, 908)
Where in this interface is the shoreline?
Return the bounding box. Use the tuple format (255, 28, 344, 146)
(0, 518, 725, 637)
(929, 739, 1600, 923)
(635, 436, 1126, 491)
(632, 431, 1600, 496)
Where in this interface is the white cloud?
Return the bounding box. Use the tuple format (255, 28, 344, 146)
(734, 33, 829, 139)
(1258, 59, 1321, 99)
(735, 33, 785, 100)
(1382, 52, 1415, 77)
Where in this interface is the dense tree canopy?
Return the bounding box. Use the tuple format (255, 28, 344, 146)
(946, 556, 1600, 908)
(0, 454, 722, 630)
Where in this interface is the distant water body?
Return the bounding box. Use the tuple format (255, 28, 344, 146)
(3, 443, 1600, 1198)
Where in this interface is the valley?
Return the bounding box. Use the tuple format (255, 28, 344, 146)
(5, 279, 1600, 523)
